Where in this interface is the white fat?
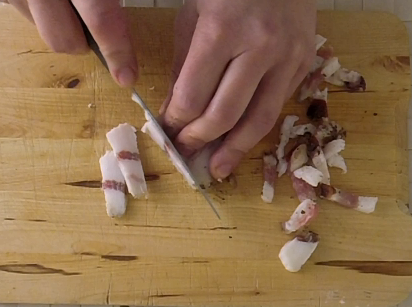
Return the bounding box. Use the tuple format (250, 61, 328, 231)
(106, 123, 147, 199)
(277, 159, 288, 178)
(324, 139, 345, 160)
(141, 117, 196, 189)
(325, 68, 362, 87)
(310, 55, 324, 73)
(141, 119, 166, 150)
(340, 69, 362, 83)
(321, 57, 341, 78)
(261, 181, 274, 203)
(264, 154, 278, 167)
(100, 151, 124, 182)
(356, 196, 378, 214)
(106, 123, 137, 153)
(290, 144, 309, 173)
(276, 115, 299, 177)
(325, 70, 345, 87)
(327, 154, 347, 173)
(187, 138, 222, 188)
(282, 199, 318, 234)
(312, 88, 328, 101)
(262, 154, 277, 203)
(99, 151, 126, 218)
(315, 34, 327, 50)
(312, 148, 330, 184)
(290, 124, 317, 138)
(293, 166, 324, 187)
(104, 190, 127, 218)
(279, 236, 319, 272)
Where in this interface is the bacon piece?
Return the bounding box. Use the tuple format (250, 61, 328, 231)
(293, 166, 324, 187)
(282, 199, 319, 234)
(311, 146, 330, 184)
(315, 34, 327, 51)
(276, 115, 299, 177)
(106, 123, 148, 199)
(141, 112, 196, 188)
(321, 57, 341, 78)
(186, 138, 223, 188)
(325, 68, 366, 91)
(289, 144, 308, 173)
(279, 231, 320, 272)
(290, 124, 317, 139)
(323, 139, 345, 159)
(299, 68, 324, 102)
(261, 154, 277, 203)
(315, 118, 346, 146)
(327, 154, 347, 173)
(317, 184, 378, 213)
(99, 151, 127, 218)
(310, 55, 325, 73)
(291, 174, 317, 202)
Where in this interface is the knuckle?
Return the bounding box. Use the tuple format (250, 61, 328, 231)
(186, 129, 208, 147)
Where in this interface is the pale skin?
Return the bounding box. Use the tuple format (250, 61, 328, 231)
(4, 0, 317, 180)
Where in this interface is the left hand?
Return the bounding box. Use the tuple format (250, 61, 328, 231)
(160, 0, 317, 180)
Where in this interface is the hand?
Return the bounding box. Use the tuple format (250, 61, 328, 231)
(161, 0, 317, 180)
(4, 0, 137, 87)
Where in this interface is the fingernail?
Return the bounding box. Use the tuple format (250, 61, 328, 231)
(117, 67, 136, 87)
(215, 164, 233, 179)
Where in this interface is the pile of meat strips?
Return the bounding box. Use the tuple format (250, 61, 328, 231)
(262, 35, 377, 272)
(99, 34, 378, 273)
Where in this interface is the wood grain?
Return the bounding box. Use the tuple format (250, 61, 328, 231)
(0, 7, 411, 307)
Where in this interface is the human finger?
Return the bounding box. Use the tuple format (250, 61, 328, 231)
(27, 0, 88, 54)
(71, 0, 137, 87)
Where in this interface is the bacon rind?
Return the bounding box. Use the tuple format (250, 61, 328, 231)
(282, 199, 319, 234)
(317, 183, 378, 213)
(291, 174, 317, 202)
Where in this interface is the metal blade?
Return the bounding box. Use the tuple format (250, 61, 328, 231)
(132, 91, 221, 219)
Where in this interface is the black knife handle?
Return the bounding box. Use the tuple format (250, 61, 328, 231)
(69, 1, 109, 71)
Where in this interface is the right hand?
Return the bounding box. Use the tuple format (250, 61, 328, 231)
(3, 0, 138, 87)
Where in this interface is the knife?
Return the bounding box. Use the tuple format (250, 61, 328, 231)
(70, 4, 221, 219)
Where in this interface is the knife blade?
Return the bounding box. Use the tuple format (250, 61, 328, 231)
(70, 4, 221, 219)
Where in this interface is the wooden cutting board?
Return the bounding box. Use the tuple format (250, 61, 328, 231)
(0, 6, 411, 307)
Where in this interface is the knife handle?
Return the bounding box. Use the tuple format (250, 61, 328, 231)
(69, 2, 109, 71)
